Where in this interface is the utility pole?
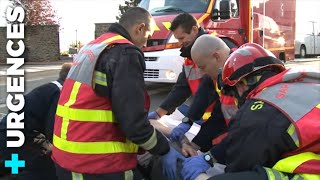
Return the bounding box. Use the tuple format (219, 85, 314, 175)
(75, 29, 78, 51)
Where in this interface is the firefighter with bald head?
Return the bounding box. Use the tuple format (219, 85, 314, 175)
(181, 43, 320, 180)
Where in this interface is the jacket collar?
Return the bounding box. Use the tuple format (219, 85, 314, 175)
(108, 23, 133, 42)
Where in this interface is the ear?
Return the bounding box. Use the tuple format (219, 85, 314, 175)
(212, 51, 219, 61)
(191, 26, 198, 34)
(136, 23, 146, 34)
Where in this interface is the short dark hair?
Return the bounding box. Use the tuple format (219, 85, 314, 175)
(58, 63, 72, 82)
(119, 7, 152, 29)
(170, 13, 198, 33)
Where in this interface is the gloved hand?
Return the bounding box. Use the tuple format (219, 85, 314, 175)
(170, 123, 191, 141)
(181, 155, 211, 180)
(148, 111, 160, 120)
(162, 147, 186, 180)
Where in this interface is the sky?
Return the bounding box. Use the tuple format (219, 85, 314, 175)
(1, 0, 320, 51)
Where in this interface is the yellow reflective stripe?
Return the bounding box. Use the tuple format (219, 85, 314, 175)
(56, 105, 115, 122)
(61, 117, 70, 139)
(300, 174, 320, 180)
(53, 134, 138, 154)
(265, 168, 276, 180)
(72, 172, 83, 180)
(287, 124, 299, 147)
(64, 82, 81, 107)
(316, 103, 320, 109)
(139, 129, 157, 150)
(61, 82, 81, 139)
(94, 71, 108, 86)
(94, 79, 108, 86)
(273, 152, 320, 173)
(292, 175, 304, 180)
(202, 112, 211, 120)
(102, 35, 126, 44)
(264, 168, 288, 180)
(215, 81, 221, 97)
(125, 170, 133, 180)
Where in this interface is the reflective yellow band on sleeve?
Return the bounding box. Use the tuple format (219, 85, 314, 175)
(264, 167, 288, 180)
(291, 175, 304, 180)
(72, 172, 83, 180)
(53, 134, 138, 154)
(94, 71, 108, 86)
(56, 105, 115, 122)
(273, 152, 320, 173)
(125, 170, 133, 180)
(202, 112, 211, 120)
(138, 129, 157, 150)
(287, 124, 300, 148)
(215, 81, 221, 97)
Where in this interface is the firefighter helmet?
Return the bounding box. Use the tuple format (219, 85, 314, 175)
(222, 43, 285, 86)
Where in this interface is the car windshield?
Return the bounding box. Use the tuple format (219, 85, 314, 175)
(138, 0, 210, 15)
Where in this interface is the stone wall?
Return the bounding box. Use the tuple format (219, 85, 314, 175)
(95, 23, 112, 38)
(0, 25, 60, 63)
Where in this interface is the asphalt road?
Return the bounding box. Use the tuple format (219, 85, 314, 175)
(0, 58, 319, 115)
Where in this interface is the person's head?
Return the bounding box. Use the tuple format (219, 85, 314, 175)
(191, 34, 231, 79)
(58, 63, 73, 82)
(222, 43, 285, 104)
(119, 7, 155, 48)
(170, 13, 199, 47)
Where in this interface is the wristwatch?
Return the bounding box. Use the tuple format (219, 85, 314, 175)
(182, 117, 193, 126)
(203, 152, 216, 167)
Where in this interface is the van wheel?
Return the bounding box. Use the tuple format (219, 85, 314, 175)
(300, 46, 306, 58)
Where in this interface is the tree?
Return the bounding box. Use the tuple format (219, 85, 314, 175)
(8, 0, 59, 25)
(116, 0, 141, 20)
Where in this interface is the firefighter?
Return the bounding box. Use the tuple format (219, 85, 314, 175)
(51, 7, 184, 180)
(148, 13, 237, 151)
(181, 43, 320, 180)
(0, 63, 72, 180)
(175, 35, 238, 156)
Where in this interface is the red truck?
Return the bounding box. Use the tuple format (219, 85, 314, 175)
(138, 0, 296, 83)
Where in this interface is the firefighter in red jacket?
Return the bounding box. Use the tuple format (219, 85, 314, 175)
(148, 13, 238, 151)
(181, 43, 320, 180)
(51, 7, 184, 180)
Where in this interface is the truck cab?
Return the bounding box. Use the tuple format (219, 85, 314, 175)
(139, 0, 295, 83)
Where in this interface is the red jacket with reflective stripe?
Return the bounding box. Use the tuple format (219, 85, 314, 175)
(52, 33, 142, 174)
(184, 58, 216, 121)
(249, 68, 320, 174)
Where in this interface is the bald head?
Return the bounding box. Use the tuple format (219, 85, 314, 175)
(191, 35, 230, 79)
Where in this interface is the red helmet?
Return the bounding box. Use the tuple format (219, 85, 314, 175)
(222, 43, 285, 86)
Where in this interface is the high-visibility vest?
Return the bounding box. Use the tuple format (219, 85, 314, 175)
(183, 58, 215, 121)
(249, 68, 320, 177)
(52, 33, 144, 174)
(211, 82, 237, 145)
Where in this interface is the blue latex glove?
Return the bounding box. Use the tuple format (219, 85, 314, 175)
(177, 104, 189, 116)
(170, 123, 191, 141)
(181, 155, 211, 180)
(148, 111, 160, 120)
(162, 147, 186, 180)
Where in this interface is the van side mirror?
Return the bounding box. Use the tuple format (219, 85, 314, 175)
(220, 0, 231, 19)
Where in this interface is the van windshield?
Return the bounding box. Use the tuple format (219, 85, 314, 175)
(138, 0, 210, 15)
